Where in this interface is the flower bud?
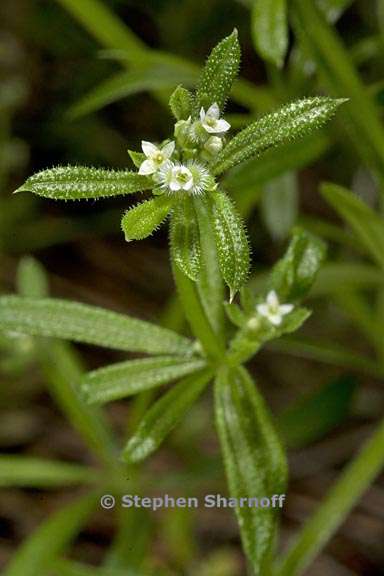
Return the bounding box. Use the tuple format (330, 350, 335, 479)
(204, 135, 223, 155)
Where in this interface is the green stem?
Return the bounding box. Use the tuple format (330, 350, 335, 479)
(275, 417, 384, 576)
(193, 197, 225, 338)
(172, 262, 224, 362)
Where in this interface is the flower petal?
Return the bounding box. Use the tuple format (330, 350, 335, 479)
(202, 122, 218, 134)
(267, 290, 279, 307)
(257, 304, 269, 317)
(169, 180, 181, 191)
(269, 314, 283, 326)
(183, 179, 193, 191)
(141, 141, 158, 158)
(280, 304, 294, 315)
(199, 107, 206, 122)
(214, 118, 231, 133)
(207, 102, 220, 119)
(138, 159, 156, 175)
(161, 141, 175, 158)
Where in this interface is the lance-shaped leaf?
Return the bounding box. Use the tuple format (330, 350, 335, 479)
(215, 365, 287, 573)
(211, 192, 250, 301)
(195, 29, 241, 113)
(213, 97, 346, 174)
(123, 367, 213, 463)
(82, 355, 207, 404)
(170, 199, 201, 281)
(14, 166, 153, 200)
(0, 456, 96, 488)
(68, 64, 197, 119)
(127, 149, 145, 168)
(270, 227, 326, 301)
(121, 196, 172, 242)
(4, 493, 98, 576)
(251, 0, 288, 68)
(169, 85, 194, 120)
(321, 182, 384, 270)
(0, 296, 193, 356)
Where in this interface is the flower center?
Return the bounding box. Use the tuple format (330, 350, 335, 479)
(176, 171, 190, 184)
(154, 152, 164, 164)
(206, 117, 216, 127)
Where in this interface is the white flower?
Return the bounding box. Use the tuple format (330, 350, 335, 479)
(200, 103, 230, 134)
(138, 140, 175, 175)
(204, 135, 223, 155)
(256, 290, 294, 326)
(158, 161, 211, 195)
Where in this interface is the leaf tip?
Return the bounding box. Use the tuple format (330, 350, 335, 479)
(13, 184, 27, 195)
(229, 288, 236, 304)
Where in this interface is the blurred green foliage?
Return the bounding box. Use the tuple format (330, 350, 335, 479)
(1, 1, 384, 575)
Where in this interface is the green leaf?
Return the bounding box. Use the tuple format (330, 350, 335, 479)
(14, 260, 119, 468)
(123, 368, 213, 463)
(278, 375, 357, 449)
(215, 365, 287, 573)
(82, 356, 207, 404)
(291, 0, 384, 188)
(16, 257, 49, 298)
(261, 172, 298, 240)
(4, 493, 98, 576)
(15, 166, 153, 200)
(193, 197, 226, 340)
(211, 192, 250, 301)
(0, 456, 96, 488)
(225, 132, 329, 210)
(276, 417, 384, 576)
(224, 301, 247, 328)
(56, 0, 146, 56)
(270, 227, 326, 301)
(52, 558, 137, 576)
(38, 340, 119, 469)
(195, 29, 241, 113)
(169, 85, 194, 120)
(68, 66, 196, 119)
(268, 336, 383, 378)
(251, 0, 288, 68)
(321, 182, 384, 270)
(0, 296, 193, 355)
(127, 149, 145, 168)
(213, 97, 346, 174)
(121, 197, 172, 242)
(228, 305, 311, 365)
(170, 199, 201, 281)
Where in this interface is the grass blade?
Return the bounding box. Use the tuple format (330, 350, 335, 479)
(321, 182, 384, 270)
(0, 456, 97, 488)
(251, 0, 288, 68)
(4, 493, 98, 576)
(278, 375, 357, 449)
(276, 417, 384, 575)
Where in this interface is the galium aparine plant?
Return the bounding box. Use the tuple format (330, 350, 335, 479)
(2, 30, 345, 573)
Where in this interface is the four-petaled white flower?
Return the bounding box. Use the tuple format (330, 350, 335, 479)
(257, 290, 293, 326)
(158, 161, 211, 195)
(200, 103, 230, 134)
(138, 140, 175, 175)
